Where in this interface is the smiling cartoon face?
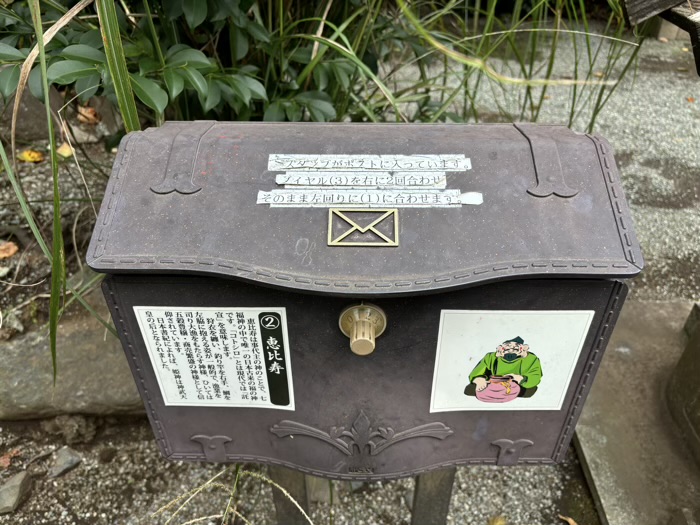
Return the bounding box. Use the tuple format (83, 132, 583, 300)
(495, 337, 530, 362)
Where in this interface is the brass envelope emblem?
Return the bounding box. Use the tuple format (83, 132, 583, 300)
(328, 208, 399, 247)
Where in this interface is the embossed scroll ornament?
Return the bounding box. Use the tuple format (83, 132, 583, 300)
(191, 435, 232, 462)
(491, 438, 534, 466)
(270, 411, 453, 456)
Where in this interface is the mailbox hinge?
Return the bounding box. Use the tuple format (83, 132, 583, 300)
(491, 438, 534, 465)
(191, 434, 233, 462)
(514, 123, 579, 199)
(151, 121, 216, 195)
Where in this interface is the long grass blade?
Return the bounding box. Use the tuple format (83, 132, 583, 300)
(397, 0, 613, 88)
(69, 286, 117, 337)
(152, 467, 231, 523)
(221, 465, 242, 525)
(456, 27, 639, 46)
(28, 0, 65, 384)
(292, 33, 407, 121)
(95, 0, 140, 132)
(296, 9, 367, 88)
(143, 0, 165, 125)
(241, 470, 314, 525)
(533, 0, 563, 122)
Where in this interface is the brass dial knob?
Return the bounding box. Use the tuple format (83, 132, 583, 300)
(339, 303, 387, 356)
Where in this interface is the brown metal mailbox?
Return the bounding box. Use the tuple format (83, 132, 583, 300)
(87, 121, 642, 480)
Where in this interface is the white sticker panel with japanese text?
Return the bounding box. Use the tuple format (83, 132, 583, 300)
(257, 154, 483, 208)
(134, 307, 294, 410)
(430, 310, 594, 412)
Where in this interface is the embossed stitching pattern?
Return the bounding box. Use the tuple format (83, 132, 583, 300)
(552, 283, 622, 460)
(586, 134, 642, 268)
(91, 132, 137, 261)
(92, 257, 631, 293)
(105, 280, 171, 456)
(161, 454, 555, 481)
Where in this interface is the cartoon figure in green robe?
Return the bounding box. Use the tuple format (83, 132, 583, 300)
(464, 336, 543, 402)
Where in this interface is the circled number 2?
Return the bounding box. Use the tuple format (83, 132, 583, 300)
(261, 315, 280, 329)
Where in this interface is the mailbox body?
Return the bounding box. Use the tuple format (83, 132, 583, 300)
(88, 122, 642, 480)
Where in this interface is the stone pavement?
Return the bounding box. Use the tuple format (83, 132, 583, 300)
(0, 280, 142, 420)
(576, 300, 700, 525)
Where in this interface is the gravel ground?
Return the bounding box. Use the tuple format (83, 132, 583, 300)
(1, 23, 699, 525)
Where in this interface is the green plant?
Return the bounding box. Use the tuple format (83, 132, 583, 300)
(1, 0, 644, 128)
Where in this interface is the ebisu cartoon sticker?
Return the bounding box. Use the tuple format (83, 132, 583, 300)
(430, 310, 594, 412)
(463, 336, 543, 403)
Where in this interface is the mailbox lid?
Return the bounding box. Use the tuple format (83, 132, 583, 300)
(87, 122, 643, 294)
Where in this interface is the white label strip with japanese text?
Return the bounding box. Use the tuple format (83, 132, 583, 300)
(262, 153, 481, 209)
(257, 189, 483, 207)
(134, 307, 294, 410)
(268, 154, 471, 172)
(275, 171, 447, 188)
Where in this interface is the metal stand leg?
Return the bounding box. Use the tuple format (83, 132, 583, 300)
(268, 466, 310, 525)
(411, 468, 456, 525)
(305, 474, 332, 503)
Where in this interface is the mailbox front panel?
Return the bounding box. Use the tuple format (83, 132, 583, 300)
(105, 274, 625, 480)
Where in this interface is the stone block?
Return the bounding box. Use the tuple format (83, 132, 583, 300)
(0, 283, 143, 419)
